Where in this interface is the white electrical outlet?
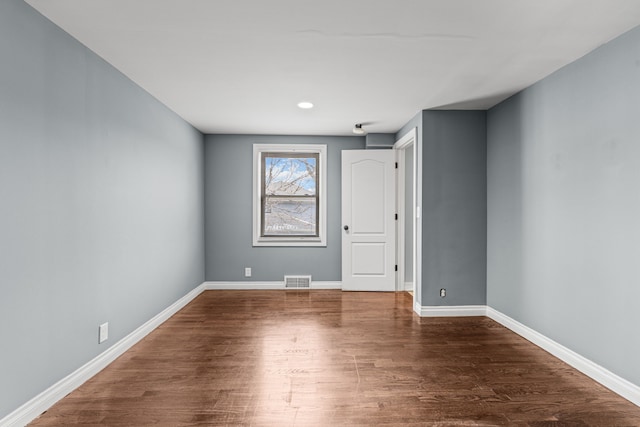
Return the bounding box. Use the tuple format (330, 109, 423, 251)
(99, 322, 109, 344)
(244, 267, 252, 277)
(440, 288, 446, 298)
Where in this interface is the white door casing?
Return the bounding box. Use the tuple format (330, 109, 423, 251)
(394, 129, 418, 298)
(341, 150, 396, 291)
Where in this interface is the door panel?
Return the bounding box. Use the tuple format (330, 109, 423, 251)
(342, 150, 396, 291)
(351, 160, 386, 233)
(352, 243, 386, 275)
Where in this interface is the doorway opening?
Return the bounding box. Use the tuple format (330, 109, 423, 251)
(394, 128, 420, 312)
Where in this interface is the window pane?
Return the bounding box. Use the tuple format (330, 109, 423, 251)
(264, 197, 317, 236)
(253, 144, 326, 246)
(264, 156, 316, 196)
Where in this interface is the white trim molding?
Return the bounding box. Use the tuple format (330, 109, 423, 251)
(0, 283, 208, 427)
(415, 304, 488, 317)
(204, 281, 342, 290)
(309, 281, 342, 290)
(252, 143, 327, 247)
(394, 127, 421, 321)
(487, 307, 640, 407)
(205, 281, 283, 290)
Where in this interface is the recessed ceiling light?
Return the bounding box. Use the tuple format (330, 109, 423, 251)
(297, 101, 314, 109)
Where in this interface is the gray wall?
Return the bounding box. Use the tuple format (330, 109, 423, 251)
(365, 133, 396, 148)
(422, 111, 487, 306)
(487, 25, 640, 386)
(0, 0, 205, 419)
(204, 134, 364, 282)
(396, 111, 487, 307)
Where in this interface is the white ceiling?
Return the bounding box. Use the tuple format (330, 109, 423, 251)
(25, 0, 640, 136)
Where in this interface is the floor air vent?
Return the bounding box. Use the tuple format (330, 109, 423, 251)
(284, 275, 311, 289)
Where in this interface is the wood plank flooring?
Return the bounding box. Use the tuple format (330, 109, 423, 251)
(30, 290, 640, 426)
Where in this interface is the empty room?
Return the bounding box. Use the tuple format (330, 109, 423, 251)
(1, 0, 640, 425)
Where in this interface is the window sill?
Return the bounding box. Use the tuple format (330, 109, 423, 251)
(253, 237, 326, 247)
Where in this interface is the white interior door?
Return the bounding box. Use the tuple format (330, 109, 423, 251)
(341, 150, 396, 291)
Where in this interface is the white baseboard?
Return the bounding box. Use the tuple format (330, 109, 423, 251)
(0, 283, 207, 427)
(486, 307, 640, 407)
(310, 281, 342, 289)
(204, 281, 282, 290)
(204, 281, 342, 290)
(413, 300, 422, 316)
(416, 304, 488, 317)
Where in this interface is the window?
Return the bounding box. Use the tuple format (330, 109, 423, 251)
(253, 144, 327, 246)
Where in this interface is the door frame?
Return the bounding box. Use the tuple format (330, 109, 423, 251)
(394, 128, 421, 313)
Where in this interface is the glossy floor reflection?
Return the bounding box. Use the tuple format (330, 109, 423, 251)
(30, 290, 640, 426)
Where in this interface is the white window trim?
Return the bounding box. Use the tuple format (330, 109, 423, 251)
(253, 143, 327, 247)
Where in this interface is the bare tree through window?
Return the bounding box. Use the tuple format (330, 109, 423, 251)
(261, 153, 319, 236)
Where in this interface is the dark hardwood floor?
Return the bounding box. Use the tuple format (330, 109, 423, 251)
(30, 290, 640, 426)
